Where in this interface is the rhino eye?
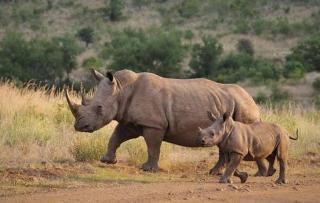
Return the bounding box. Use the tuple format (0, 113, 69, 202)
(97, 105, 103, 115)
(210, 130, 215, 137)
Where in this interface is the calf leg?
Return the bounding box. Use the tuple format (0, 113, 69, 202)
(209, 150, 226, 175)
(276, 144, 289, 184)
(101, 123, 140, 164)
(234, 169, 248, 183)
(141, 128, 165, 171)
(219, 153, 243, 184)
(267, 151, 277, 176)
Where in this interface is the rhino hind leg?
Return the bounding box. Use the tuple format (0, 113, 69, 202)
(275, 143, 289, 184)
(101, 123, 140, 164)
(141, 128, 165, 172)
(254, 159, 268, 177)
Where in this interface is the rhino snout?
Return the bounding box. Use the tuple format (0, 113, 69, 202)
(74, 123, 94, 133)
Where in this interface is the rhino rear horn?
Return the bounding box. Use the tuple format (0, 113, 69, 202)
(81, 93, 90, 106)
(65, 89, 79, 117)
(207, 111, 217, 121)
(91, 69, 105, 81)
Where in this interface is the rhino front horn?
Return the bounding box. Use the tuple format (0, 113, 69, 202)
(65, 89, 79, 117)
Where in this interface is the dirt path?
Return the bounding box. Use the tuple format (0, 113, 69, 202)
(2, 174, 320, 203)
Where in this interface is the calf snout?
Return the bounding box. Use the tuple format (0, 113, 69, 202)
(74, 123, 94, 133)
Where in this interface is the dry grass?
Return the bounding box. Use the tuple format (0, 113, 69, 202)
(0, 82, 319, 172)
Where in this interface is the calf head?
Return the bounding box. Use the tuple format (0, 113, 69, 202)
(65, 69, 119, 133)
(199, 111, 234, 146)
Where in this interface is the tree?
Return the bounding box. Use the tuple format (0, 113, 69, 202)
(189, 36, 223, 77)
(105, 0, 124, 21)
(77, 27, 94, 47)
(0, 33, 81, 84)
(104, 27, 186, 77)
(286, 35, 320, 72)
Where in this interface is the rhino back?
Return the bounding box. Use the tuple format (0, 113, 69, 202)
(122, 73, 238, 147)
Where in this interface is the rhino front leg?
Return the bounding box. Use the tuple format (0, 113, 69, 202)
(141, 128, 165, 172)
(209, 150, 226, 175)
(101, 123, 140, 164)
(219, 153, 243, 184)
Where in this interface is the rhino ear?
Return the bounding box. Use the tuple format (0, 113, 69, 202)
(106, 72, 115, 83)
(223, 112, 230, 122)
(207, 111, 217, 122)
(91, 69, 105, 81)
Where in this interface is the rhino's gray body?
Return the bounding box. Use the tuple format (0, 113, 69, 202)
(66, 69, 262, 171)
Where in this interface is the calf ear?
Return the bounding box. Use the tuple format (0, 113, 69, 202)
(106, 72, 115, 83)
(223, 112, 230, 122)
(91, 69, 105, 81)
(207, 111, 217, 121)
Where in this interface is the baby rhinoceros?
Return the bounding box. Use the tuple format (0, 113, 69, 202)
(199, 112, 298, 184)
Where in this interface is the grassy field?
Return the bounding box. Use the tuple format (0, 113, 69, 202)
(0, 81, 319, 196)
(0, 81, 319, 169)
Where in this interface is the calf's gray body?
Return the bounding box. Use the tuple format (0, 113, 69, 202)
(66, 69, 262, 171)
(200, 112, 298, 184)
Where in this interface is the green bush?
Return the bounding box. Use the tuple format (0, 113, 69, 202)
(105, 0, 124, 21)
(77, 27, 95, 47)
(0, 33, 81, 84)
(237, 39, 254, 56)
(315, 96, 320, 110)
(286, 35, 320, 72)
(179, 0, 200, 18)
(270, 85, 291, 103)
(313, 77, 320, 92)
(82, 57, 103, 70)
(104, 27, 186, 77)
(189, 36, 223, 78)
(283, 60, 305, 80)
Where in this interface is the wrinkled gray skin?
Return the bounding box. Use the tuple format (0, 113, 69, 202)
(66, 69, 265, 172)
(199, 112, 298, 184)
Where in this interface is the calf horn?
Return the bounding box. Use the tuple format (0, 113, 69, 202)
(65, 89, 79, 117)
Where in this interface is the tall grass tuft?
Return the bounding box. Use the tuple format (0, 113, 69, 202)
(0, 82, 319, 170)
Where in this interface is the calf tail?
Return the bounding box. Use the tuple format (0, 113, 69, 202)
(289, 129, 299, 140)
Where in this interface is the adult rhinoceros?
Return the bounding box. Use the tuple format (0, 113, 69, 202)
(66, 69, 267, 174)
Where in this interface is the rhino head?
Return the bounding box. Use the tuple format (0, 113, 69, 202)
(65, 69, 119, 133)
(199, 111, 234, 146)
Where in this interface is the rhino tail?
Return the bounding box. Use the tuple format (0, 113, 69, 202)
(289, 129, 299, 140)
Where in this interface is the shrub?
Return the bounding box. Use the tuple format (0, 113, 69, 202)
(77, 27, 95, 47)
(82, 57, 103, 70)
(270, 85, 291, 103)
(179, 0, 200, 18)
(104, 27, 186, 77)
(313, 77, 320, 92)
(286, 35, 320, 72)
(255, 92, 269, 104)
(283, 60, 305, 80)
(189, 36, 223, 78)
(105, 0, 124, 21)
(0, 33, 81, 84)
(237, 39, 254, 56)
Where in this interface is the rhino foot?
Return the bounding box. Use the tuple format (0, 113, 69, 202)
(254, 170, 267, 177)
(275, 178, 288, 184)
(209, 168, 223, 176)
(219, 177, 233, 184)
(267, 168, 277, 177)
(239, 172, 248, 183)
(100, 155, 117, 164)
(141, 162, 158, 172)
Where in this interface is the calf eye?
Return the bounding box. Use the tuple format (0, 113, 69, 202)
(210, 130, 215, 137)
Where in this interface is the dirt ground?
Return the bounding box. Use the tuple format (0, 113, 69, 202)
(1, 172, 320, 203)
